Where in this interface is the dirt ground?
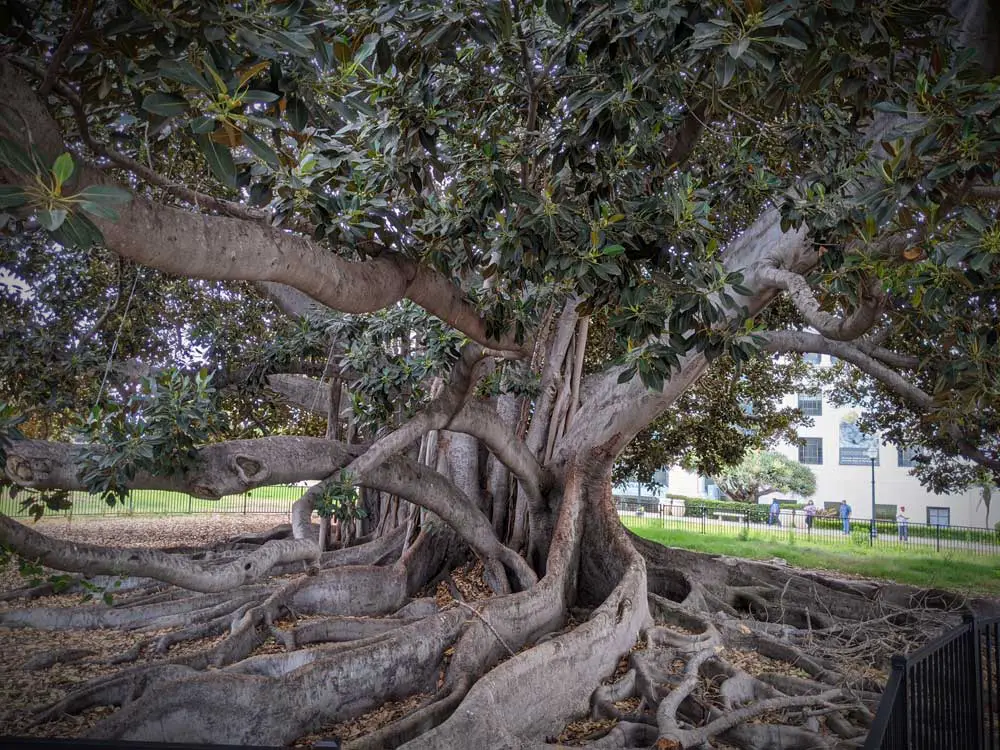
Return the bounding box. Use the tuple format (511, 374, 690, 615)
(0, 513, 500, 747)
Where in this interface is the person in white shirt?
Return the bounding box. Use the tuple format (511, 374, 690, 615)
(896, 506, 909, 541)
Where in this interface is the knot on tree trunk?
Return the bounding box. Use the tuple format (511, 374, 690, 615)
(232, 454, 270, 485)
(7, 456, 48, 483)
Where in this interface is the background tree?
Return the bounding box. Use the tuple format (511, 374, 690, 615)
(1, 1, 999, 748)
(713, 449, 817, 505)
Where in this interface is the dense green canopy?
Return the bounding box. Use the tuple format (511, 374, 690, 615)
(2, 0, 998, 499)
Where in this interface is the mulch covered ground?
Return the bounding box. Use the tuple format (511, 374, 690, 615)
(0, 514, 284, 740)
(0, 514, 502, 747)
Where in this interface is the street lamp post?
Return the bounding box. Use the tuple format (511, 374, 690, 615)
(867, 443, 879, 545)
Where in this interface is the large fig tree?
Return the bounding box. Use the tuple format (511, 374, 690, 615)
(1, 1, 999, 748)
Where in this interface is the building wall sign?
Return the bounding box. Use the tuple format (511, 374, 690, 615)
(839, 412, 878, 466)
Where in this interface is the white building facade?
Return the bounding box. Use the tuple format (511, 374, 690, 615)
(615, 354, 991, 529)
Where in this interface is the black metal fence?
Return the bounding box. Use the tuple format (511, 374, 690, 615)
(615, 499, 1000, 556)
(0, 486, 302, 518)
(864, 614, 1000, 749)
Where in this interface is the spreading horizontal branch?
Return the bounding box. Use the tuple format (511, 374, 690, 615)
(759, 331, 931, 408)
(0, 61, 525, 356)
(5, 436, 361, 499)
(4, 434, 537, 589)
(760, 330, 1000, 476)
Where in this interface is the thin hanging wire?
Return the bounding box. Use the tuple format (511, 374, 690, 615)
(94, 268, 141, 408)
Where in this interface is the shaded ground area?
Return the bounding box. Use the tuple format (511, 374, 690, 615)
(0, 514, 491, 745)
(0, 514, 284, 738)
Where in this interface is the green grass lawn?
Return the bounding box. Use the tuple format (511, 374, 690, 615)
(627, 522, 1000, 597)
(0, 486, 301, 517)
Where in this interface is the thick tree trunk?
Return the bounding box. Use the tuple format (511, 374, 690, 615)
(2, 5, 997, 744)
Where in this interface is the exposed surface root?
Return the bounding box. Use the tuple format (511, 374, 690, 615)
(549, 533, 981, 749)
(3, 503, 995, 749)
(86, 607, 467, 744)
(0, 514, 319, 593)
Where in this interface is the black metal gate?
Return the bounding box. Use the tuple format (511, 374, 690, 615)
(865, 614, 1000, 749)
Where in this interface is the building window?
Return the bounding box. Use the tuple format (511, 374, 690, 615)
(797, 394, 823, 417)
(927, 507, 951, 527)
(897, 447, 918, 468)
(798, 438, 823, 465)
(802, 353, 822, 364)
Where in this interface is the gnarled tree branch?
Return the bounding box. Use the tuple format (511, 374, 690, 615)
(759, 331, 932, 409)
(754, 266, 884, 341)
(760, 330, 1000, 477)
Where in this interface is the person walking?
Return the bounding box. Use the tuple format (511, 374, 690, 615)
(768, 498, 781, 526)
(896, 506, 909, 542)
(839, 499, 852, 535)
(804, 499, 817, 534)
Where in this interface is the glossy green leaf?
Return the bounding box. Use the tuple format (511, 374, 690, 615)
(545, 0, 569, 28)
(195, 134, 238, 188)
(190, 115, 218, 134)
(37, 208, 68, 231)
(74, 184, 133, 206)
(78, 200, 121, 220)
(158, 60, 214, 94)
(0, 186, 27, 209)
(243, 89, 280, 103)
(286, 97, 309, 131)
(241, 129, 280, 167)
(141, 92, 189, 116)
(49, 212, 104, 249)
(51, 152, 74, 188)
(0, 137, 38, 175)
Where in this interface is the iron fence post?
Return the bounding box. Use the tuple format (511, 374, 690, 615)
(243, 493, 248, 515)
(864, 653, 909, 750)
(188, 494, 192, 514)
(701, 506, 706, 534)
(965, 613, 984, 748)
(936, 524, 941, 552)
